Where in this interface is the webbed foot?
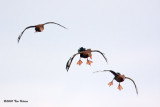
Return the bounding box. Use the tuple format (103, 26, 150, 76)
(86, 59, 93, 65)
(118, 83, 123, 91)
(108, 80, 113, 86)
(77, 60, 83, 65)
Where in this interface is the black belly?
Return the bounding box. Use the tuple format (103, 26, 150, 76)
(115, 77, 124, 82)
(35, 27, 41, 32)
(80, 53, 89, 58)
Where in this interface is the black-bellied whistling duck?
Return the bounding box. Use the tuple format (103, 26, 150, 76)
(94, 70, 138, 94)
(17, 22, 67, 43)
(66, 47, 108, 71)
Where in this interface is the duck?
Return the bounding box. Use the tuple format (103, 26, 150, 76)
(94, 70, 138, 94)
(17, 22, 67, 43)
(66, 47, 108, 71)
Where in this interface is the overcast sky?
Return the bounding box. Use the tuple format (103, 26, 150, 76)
(0, 0, 160, 107)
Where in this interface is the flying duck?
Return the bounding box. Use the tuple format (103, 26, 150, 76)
(18, 22, 67, 43)
(66, 47, 108, 71)
(94, 70, 138, 94)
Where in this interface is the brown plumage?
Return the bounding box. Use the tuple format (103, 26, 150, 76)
(18, 22, 67, 43)
(66, 47, 108, 71)
(94, 70, 138, 95)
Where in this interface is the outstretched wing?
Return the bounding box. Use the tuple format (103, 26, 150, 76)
(125, 77, 138, 95)
(18, 26, 35, 43)
(43, 22, 68, 29)
(91, 50, 108, 63)
(66, 53, 80, 72)
(93, 70, 118, 77)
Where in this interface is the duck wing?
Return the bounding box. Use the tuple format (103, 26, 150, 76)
(66, 52, 81, 71)
(43, 22, 67, 29)
(18, 26, 35, 43)
(91, 50, 108, 63)
(93, 70, 118, 77)
(125, 77, 138, 95)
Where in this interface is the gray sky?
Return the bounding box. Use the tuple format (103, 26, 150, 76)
(0, 0, 160, 107)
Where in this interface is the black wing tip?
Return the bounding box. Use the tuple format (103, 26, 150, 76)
(66, 65, 69, 72)
(66, 59, 71, 72)
(135, 85, 138, 95)
(93, 50, 108, 63)
(66, 64, 68, 71)
(60, 25, 68, 29)
(126, 77, 138, 95)
(17, 34, 22, 43)
(101, 52, 108, 63)
(136, 86, 138, 95)
(135, 88, 138, 95)
(17, 38, 20, 43)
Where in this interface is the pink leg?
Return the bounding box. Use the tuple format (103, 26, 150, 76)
(77, 58, 83, 65)
(118, 83, 123, 91)
(86, 58, 93, 65)
(108, 80, 113, 86)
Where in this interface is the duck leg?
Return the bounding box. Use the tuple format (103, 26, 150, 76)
(89, 53, 92, 59)
(108, 79, 114, 86)
(86, 58, 93, 65)
(118, 83, 123, 91)
(77, 58, 83, 65)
